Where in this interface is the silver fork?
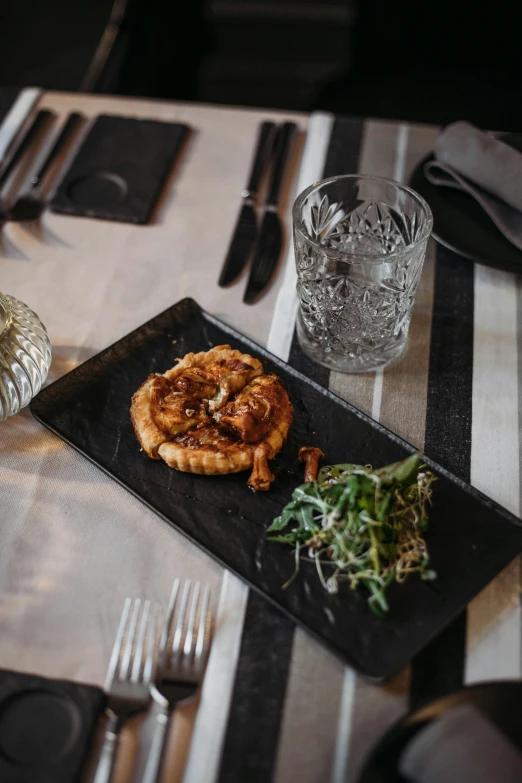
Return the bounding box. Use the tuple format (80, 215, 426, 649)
(88, 597, 158, 783)
(132, 579, 212, 783)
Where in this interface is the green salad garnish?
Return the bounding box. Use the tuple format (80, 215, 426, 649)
(267, 453, 436, 616)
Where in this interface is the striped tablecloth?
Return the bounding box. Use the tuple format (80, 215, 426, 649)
(199, 113, 521, 783)
(0, 91, 520, 783)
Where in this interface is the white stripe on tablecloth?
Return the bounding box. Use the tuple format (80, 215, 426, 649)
(465, 265, 521, 683)
(371, 368, 384, 422)
(267, 111, 334, 362)
(392, 124, 409, 183)
(370, 122, 408, 425)
(331, 668, 357, 783)
(182, 572, 248, 783)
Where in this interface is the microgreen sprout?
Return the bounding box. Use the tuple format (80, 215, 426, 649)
(267, 453, 436, 616)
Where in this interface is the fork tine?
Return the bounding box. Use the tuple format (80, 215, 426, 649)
(131, 599, 150, 683)
(182, 582, 201, 667)
(158, 578, 180, 666)
(194, 584, 211, 672)
(143, 604, 159, 684)
(105, 597, 131, 690)
(119, 598, 141, 680)
(171, 580, 191, 666)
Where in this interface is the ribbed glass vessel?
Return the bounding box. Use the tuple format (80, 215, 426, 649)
(0, 293, 52, 422)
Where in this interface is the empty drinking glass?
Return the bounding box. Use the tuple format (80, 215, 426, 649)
(293, 175, 433, 373)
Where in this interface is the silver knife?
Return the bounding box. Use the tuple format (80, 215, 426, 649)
(243, 122, 297, 304)
(218, 121, 277, 287)
(0, 87, 42, 172)
(0, 109, 55, 223)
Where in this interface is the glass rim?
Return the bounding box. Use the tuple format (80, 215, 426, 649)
(292, 173, 434, 263)
(0, 293, 12, 341)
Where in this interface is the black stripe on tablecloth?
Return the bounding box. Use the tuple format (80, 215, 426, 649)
(288, 329, 330, 388)
(216, 116, 365, 783)
(216, 592, 295, 783)
(322, 116, 366, 179)
(409, 244, 475, 709)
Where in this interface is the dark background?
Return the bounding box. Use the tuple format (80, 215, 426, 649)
(0, 0, 520, 129)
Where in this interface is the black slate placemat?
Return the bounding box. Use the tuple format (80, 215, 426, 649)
(50, 114, 189, 224)
(0, 668, 104, 782)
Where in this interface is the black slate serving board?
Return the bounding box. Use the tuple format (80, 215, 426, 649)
(30, 299, 522, 680)
(0, 669, 103, 782)
(50, 114, 189, 224)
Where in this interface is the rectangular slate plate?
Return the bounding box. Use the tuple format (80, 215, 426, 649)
(50, 114, 189, 224)
(30, 298, 522, 680)
(0, 668, 103, 782)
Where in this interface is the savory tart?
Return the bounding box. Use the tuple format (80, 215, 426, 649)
(130, 345, 293, 490)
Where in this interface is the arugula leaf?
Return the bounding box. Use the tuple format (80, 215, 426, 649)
(373, 453, 420, 485)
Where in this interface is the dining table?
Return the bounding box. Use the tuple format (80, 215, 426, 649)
(0, 88, 521, 783)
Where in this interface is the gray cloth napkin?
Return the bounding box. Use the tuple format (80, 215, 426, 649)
(399, 703, 522, 783)
(424, 121, 522, 250)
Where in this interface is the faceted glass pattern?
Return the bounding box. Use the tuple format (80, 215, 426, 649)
(293, 175, 433, 373)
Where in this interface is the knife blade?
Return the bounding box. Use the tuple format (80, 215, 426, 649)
(0, 88, 42, 172)
(10, 111, 85, 221)
(243, 121, 297, 304)
(218, 120, 277, 287)
(0, 109, 55, 223)
(243, 210, 282, 305)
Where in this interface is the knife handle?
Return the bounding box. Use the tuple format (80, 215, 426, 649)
(29, 111, 84, 190)
(245, 121, 277, 199)
(0, 110, 54, 188)
(266, 122, 297, 207)
(130, 693, 170, 783)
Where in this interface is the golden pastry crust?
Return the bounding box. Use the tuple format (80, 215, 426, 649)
(130, 346, 293, 490)
(130, 374, 207, 458)
(158, 423, 254, 475)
